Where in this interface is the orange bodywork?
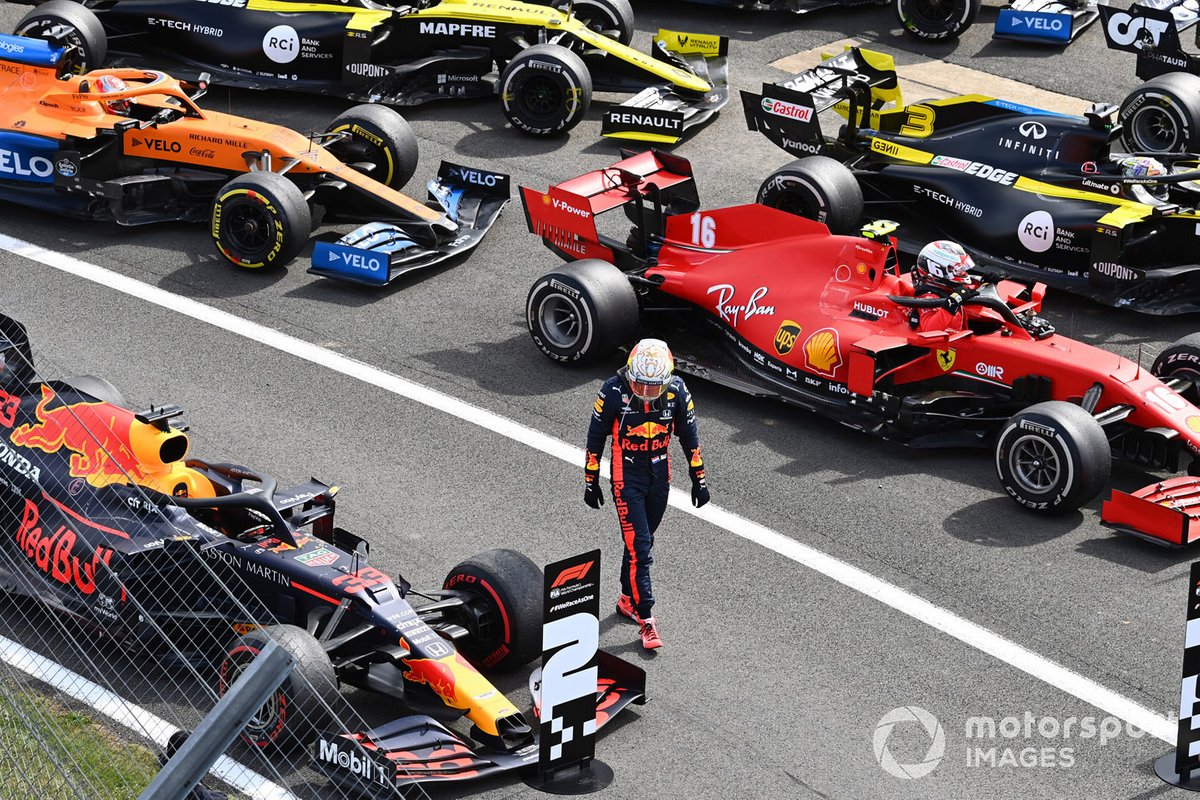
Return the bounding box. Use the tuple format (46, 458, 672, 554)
(2, 61, 440, 222)
(11, 385, 215, 498)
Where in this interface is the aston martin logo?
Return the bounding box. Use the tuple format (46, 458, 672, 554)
(936, 349, 956, 372)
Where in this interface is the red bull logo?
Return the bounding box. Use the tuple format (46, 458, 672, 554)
(15, 499, 113, 595)
(625, 422, 669, 439)
(404, 655, 467, 708)
(622, 421, 669, 452)
(10, 386, 143, 488)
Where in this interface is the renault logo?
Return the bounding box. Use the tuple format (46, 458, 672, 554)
(1018, 121, 1047, 140)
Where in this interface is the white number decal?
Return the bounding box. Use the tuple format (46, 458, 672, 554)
(539, 612, 598, 760)
(690, 213, 717, 248)
(1146, 386, 1188, 414)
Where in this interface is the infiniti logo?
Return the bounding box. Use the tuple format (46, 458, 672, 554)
(1019, 121, 1047, 140)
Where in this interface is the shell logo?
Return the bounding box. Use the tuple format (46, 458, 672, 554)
(542, 193, 551, 205)
(804, 328, 842, 377)
(1188, 415, 1200, 433)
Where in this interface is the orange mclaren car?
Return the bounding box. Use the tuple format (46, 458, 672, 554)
(0, 32, 508, 284)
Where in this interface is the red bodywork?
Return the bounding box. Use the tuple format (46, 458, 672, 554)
(523, 150, 1200, 545)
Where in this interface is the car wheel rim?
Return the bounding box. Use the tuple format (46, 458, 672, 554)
(520, 75, 566, 122)
(538, 294, 582, 349)
(334, 139, 379, 171)
(226, 659, 281, 736)
(1130, 107, 1180, 151)
(908, 0, 957, 27)
(226, 202, 273, 257)
(1010, 435, 1060, 495)
(575, 9, 620, 38)
(1167, 366, 1200, 403)
(774, 188, 821, 220)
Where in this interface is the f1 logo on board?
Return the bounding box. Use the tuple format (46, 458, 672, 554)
(551, 560, 594, 588)
(1105, 10, 1171, 47)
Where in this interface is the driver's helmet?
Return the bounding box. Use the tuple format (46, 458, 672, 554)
(1119, 155, 1169, 202)
(93, 74, 132, 116)
(624, 339, 674, 403)
(914, 240, 976, 291)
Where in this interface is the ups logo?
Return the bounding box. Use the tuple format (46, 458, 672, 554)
(773, 320, 802, 356)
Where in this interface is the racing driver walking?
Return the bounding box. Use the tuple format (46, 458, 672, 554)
(584, 339, 710, 650)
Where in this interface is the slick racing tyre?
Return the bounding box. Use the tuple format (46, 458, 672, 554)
(65, 375, 127, 408)
(757, 157, 864, 235)
(895, 0, 980, 39)
(1120, 73, 1200, 153)
(219, 625, 340, 750)
(15, 0, 108, 74)
(995, 401, 1111, 513)
(572, 0, 635, 45)
(1152, 333, 1200, 403)
(325, 104, 419, 190)
(444, 549, 543, 671)
(499, 44, 592, 137)
(210, 171, 311, 269)
(527, 259, 639, 363)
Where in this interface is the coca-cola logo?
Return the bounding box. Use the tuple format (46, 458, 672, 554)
(189, 147, 215, 159)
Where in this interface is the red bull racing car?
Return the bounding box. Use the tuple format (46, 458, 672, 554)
(520, 150, 1200, 542)
(12, 0, 729, 141)
(0, 313, 645, 787)
(742, 46, 1200, 315)
(0, 30, 509, 285)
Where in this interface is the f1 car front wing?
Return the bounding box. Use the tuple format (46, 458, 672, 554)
(309, 161, 509, 286)
(314, 652, 646, 789)
(602, 30, 729, 143)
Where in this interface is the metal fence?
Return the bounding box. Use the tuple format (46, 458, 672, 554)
(0, 320, 433, 800)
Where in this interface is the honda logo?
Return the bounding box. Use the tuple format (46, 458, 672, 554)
(1018, 121, 1047, 140)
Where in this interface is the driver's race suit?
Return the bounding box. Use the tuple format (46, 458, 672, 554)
(585, 373, 703, 620)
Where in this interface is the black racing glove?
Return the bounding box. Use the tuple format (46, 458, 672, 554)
(584, 450, 604, 509)
(945, 291, 965, 315)
(687, 447, 710, 508)
(585, 483, 605, 509)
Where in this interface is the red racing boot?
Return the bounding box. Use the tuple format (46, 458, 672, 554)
(639, 617, 663, 650)
(616, 594, 640, 623)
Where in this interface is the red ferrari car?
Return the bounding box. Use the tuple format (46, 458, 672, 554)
(520, 150, 1200, 543)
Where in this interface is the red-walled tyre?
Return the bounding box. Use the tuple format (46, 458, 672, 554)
(219, 624, 339, 750)
(443, 549, 542, 671)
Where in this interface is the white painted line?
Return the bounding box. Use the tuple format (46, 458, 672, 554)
(0, 634, 295, 800)
(0, 234, 1176, 744)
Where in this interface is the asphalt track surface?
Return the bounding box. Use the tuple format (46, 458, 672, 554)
(0, 0, 1198, 797)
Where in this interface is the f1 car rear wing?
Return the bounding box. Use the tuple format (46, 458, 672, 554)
(520, 150, 700, 268)
(309, 161, 509, 286)
(1099, 4, 1200, 81)
(601, 30, 730, 143)
(742, 47, 902, 159)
